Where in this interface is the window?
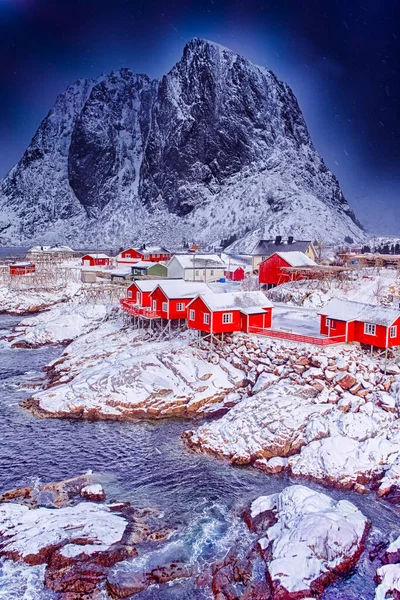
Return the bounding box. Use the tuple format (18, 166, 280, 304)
(176, 303, 185, 311)
(364, 323, 376, 336)
(222, 313, 233, 324)
(195, 270, 199, 276)
(204, 313, 210, 324)
(126, 253, 131, 258)
(390, 326, 397, 338)
(189, 309, 195, 320)
(210, 270, 214, 276)
(162, 302, 168, 312)
(326, 318, 336, 330)
(128, 290, 132, 298)
(152, 300, 157, 311)
(136, 291, 141, 304)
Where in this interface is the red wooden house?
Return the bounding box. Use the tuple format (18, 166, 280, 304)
(149, 282, 211, 320)
(9, 263, 36, 276)
(187, 291, 274, 335)
(224, 266, 245, 281)
(82, 254, 111, 267)
(319, 299, 400, 348)
(259, 252, 317, 289)
(117, 246, 171, 265)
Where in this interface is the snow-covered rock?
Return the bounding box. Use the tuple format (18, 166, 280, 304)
(375, 564, 400, 600)
(250, 486, 369, 599)
(9, 302, 107, 347)
(0, 38, 363, 248)
(23, 322, 245, 420)
(0, 278, 81, 315)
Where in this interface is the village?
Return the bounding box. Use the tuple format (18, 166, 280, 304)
(2, 236, 400, 599)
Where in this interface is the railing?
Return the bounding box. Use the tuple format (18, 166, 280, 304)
(119, 299, 159, 319)
(248, 326, 346, 346)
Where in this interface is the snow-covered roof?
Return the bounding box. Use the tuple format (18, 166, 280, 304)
(83, 253, 110, 259)
(11, 262, 33, 267)
(193, 291, 274, 313)
(169, 254, 225, 269)
(110, 269, 131, 276)
(132, 261, 160, 269)
(157, 281, 212, 299)
(252, 240, 312, 256)
(319, 298, 400, 327)
(130, 279, 183, 293)
(275, 252, 317, 267)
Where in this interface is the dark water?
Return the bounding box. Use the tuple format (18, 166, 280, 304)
(0, 314, 399, 599)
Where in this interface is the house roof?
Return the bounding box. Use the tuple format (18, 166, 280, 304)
(110, 269, 131, 277)
(130, 279, 179, 292)
(11, 262, 33, 267)
(131, 261, 159, 270)
(274, 251, 317, 267)
(224, 265, 245, 273)
(83, 253, 110, 259)
(169, 254, 225, 269)
(192, 291, 274, 313)
(135, 246, 170, 256)
(252, 240, 312, 256)
(155, 281, 212, 299)
(319, 298, 400, 327)
(28, 245, 74, 253)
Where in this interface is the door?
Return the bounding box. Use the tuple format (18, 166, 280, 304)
(83, 260, 90, 266)
(152, 300, 157, 312)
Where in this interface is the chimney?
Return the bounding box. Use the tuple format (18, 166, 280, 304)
(275, 235, 282, 245)
(288, 236, 294, 245)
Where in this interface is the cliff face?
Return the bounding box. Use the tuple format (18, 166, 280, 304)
(0, 39, 364, 248)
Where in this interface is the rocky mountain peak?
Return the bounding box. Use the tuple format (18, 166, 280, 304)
(0, 39, 365, 248)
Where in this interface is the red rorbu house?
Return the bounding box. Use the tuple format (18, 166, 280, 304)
(117, 246, 171, 266)
(318, 298, 400, 349)
(149, 282, 212, 320)
(187, 291, 274, 335)
(259, 251, 317, 290)
(81, 254, 111, 267)
(9, 262, 36, 276)
(224, 266, 245, 281)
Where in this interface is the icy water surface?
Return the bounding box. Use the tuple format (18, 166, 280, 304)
(0, 314, 399, 598)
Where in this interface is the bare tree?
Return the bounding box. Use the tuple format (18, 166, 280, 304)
(373, 277, 385, 306)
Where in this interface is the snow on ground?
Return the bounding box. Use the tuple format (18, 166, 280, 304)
(267, 267, 399, 309)
(8, 301, 108, 347)
(250, 486, 368, 598)
(184, 333, 400, 495)
(24, 322, 245, 420)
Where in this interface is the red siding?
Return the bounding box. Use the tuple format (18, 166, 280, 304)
(388, 316, 400, 348)
(187, 297, 272, 334)
(225, 267, 245, 281)
(353, 321, 388, 348)
(10, 264, 36, 276)
(120, 248, 171, 263)
(126, 283, 151, 306)
(82, 255, 110, 266)
(259, 253, 314, 287)
(148, 287, 168, 317)
(319, 315, 347, 338)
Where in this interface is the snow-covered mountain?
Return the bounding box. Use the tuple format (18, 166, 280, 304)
(0, 38, 365, 249)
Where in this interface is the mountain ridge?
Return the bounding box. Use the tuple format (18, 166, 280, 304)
(0, 38, 365, 249)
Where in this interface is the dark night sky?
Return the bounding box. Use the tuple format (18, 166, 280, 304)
(0, 0, 399, 234)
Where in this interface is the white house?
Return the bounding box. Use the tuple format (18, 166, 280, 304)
(167, 254, 225, 282)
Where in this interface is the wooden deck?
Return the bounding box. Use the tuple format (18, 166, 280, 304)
(248, 326, 346, 346)
(120, 299, 159, 319)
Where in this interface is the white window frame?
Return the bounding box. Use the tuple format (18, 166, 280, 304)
(127, 290, 132, 298)
(126, 253, 131, 258)
(390, 326, 397, 339)
(195, 270, 199, 276)
(176, 302, 185, 311)
(364, 323, 376, 336)
(222, 313, 233, 324)
(326, 318, 336, 330)
(204, 313, 210, 324)
(210, 269, 214, 276)
(189, 309, 195, 320)
(136, 291, 141, 304)
(162, 302, 168, 312)
(152, 300, 157, 311)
